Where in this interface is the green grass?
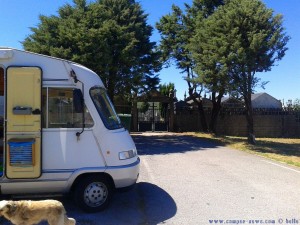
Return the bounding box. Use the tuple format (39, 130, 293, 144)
(187, 132, 300, 167)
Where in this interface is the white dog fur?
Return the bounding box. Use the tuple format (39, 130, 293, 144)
(0, 199, 76, 225)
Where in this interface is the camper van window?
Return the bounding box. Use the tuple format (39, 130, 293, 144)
(90, 87, 122, 130)
(42, 88, 94, 128)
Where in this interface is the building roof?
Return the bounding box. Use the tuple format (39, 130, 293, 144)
(181, 92, 282, 109)
(251, 92, 282, 109)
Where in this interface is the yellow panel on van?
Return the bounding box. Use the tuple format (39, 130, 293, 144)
(6, 67, 41, 132)
(6, 67, 42, 179)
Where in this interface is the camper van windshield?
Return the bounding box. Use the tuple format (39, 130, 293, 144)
(90, 87, 122, 130)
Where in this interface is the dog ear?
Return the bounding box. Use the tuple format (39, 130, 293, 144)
(6, 202, 12, 211)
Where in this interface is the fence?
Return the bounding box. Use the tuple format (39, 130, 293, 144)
(174, 108, 300, 138)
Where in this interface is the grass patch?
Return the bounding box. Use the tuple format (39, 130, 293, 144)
(187, 132, 300, 167)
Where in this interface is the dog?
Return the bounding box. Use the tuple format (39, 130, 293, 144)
(0, 199, 76, 225)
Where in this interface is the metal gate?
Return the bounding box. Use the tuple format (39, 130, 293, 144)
(138, 102, 169, 132)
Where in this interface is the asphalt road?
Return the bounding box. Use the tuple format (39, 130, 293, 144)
(1, 133, 300, 225)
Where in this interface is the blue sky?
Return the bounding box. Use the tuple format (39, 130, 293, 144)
(1, 0, 299, 104)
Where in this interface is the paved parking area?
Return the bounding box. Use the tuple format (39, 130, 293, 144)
(1, 132, 300, 225)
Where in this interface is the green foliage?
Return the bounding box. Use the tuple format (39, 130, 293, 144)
(159, 83, 174, 118)
(143, 75, 161, 92)
(157, 0, 224, 132)
(156, 5, 187, 70)
(195, 0, 290, 93)
(156, 0, 223, 76)
(157, 0, 289, 138)
(140, 102, 150, 114)
(191, 9, 229, 95)
(191, 0, 289, 142)
(23, 0, 161, 100)
(294, 99, 300, 110)
(159, 83, 175, 97)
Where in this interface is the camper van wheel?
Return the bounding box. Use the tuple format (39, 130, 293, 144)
(74, 175, 113, 213)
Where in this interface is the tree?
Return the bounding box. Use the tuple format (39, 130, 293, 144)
(159, 83, 175, 97)
(23, 0, 161, 102)
(156, 0, 224, 132)
(193, 0, 289, 143)
(159, 83, 175, 120)
(293, 99, 300, 110)
(190, 12, 230, 133)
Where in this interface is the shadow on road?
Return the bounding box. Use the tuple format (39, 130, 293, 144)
(0, 182, 176, 225)
(132, 133, 221, 155)
(63, 182, 177, 225)
(134, 182, 177, 225)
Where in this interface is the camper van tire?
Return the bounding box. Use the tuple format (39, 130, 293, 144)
(74, 175, 114, 213)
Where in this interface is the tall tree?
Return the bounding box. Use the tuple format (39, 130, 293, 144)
(159, 83, 175, 97)
(159, 83, 175, 120)
(193, 0, 289, 143)
(23, 0, 161, 102)
(190, 3, 231, 133)
(156, 0, 224, 132)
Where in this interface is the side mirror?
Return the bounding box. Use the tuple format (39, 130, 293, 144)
(73, 89, 84, 113)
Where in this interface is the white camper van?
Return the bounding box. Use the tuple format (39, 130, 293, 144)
(0, 48, 140, 212)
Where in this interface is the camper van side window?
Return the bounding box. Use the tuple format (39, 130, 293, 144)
(42, 88, 94, 128)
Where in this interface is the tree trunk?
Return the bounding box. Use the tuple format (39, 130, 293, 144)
(197, 100, 208, 132)
(188, 88, 208, 132)
(186, 67, 208, 132)
(209, 92, 223, 134)
(244, 73, 256, 145)
(132, 93, 138, 132)
(169, 90, 175, 132)
(245, 103, 255, 144)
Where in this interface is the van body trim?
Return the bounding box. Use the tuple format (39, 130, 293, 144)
(1, 158, 140, 181)
(0, 178, 68, 183)
(106, 157, 140, 170)
(42, 157, 140, 174)
(43, 79, 69, 81)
